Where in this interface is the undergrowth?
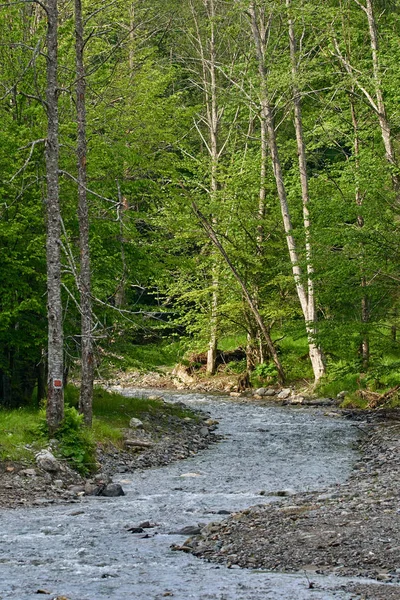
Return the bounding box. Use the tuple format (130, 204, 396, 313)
(0, 386, 200, 473)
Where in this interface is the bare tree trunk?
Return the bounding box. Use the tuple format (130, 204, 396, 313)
(206, 274, 218, 375)
(248, 2, 325, 383)
(287, 0, 325, 381)
(335, 1, 400, 195)
(45, 0, 64, 434)
(189, 0, 221, 375)
(75, 0, 93, 426)
(192, 200, 285, 383)
(206, 0, 220, 375)
(350, 95, 369, 370)
(363, 0, 400, 194)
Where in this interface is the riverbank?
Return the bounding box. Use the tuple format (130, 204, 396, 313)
(183, 410, 400, 598)
(0, 396, 219, 510)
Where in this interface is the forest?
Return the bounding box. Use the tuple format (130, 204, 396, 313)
(2, 0, 400, 429)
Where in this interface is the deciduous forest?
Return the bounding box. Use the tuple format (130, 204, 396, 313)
(2, 0, 400, 425)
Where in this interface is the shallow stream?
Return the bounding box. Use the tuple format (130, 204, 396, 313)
(0, 391, 365, 599)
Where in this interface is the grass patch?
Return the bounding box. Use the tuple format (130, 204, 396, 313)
(100, 338, 189, 374)
(0, 409, 43, 462)
(0, 386, 200, 471)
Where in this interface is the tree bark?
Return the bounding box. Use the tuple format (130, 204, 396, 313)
(364, 0, 400, 194)
(248, 1, 325, 383)
(75, 0, 94, 426)
(286, 0, 325, 381)
(350, 95, 369, 370)
(45, 0, 64, 434)
(189, 0, 221, 375)
(192, 200, 285, 383)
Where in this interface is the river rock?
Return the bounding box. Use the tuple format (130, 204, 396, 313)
(100, 483, 125, 497)
(199, 427, 209, 437)
(264, 389, 276, 396)
(84, 480, 99, 496)
(129, 417, 144, 429)
(254, 388, 268, 396)
(19, 468, 37, 477)
(277, 388, 291, 400)
(290, 395, 304, 404)
(35, 450, 60, 473)
(172, 525, 202, 535)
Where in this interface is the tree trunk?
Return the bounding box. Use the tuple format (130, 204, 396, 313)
(287, 0, 325, 381)
(192, 200, 285, 383)
(248, 1, 324, 383)
(364, 0, 400, 195)
(350, 95, 369, 371)
(75, 0, 93, 426)
(45, 0, 64, 434)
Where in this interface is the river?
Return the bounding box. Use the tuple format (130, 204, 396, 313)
(0, 390, 363, 599)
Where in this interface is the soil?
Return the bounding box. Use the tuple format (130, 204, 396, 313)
(182, 409, 400, 600)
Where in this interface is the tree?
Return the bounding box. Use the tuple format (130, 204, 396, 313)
(75, 0, 94, 426)
(45, 0, 64, 433)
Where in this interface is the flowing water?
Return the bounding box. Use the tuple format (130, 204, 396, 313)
(0, 390, 365, 599)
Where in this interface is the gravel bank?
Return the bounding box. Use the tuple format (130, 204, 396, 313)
(0, 402, 219, 510)
(183, 411, 400, 598)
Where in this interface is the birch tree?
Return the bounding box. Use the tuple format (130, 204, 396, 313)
(248, 0, 325, 382)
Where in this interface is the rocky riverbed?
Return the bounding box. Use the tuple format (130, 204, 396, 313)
(0, 400, 219, 510)
(183, 410, 400, 599)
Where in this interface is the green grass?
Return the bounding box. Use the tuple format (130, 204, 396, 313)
(0, 409, 43, 462)
(100, 338, 189, 374)
(0, 386, 200, 468)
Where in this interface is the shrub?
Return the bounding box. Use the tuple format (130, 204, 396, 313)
(37, 405, 96, 475)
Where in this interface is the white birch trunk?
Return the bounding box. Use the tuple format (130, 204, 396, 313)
(287, 0, 325, 381)
(249, 1, 325, 382)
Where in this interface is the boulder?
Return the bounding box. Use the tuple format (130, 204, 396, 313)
(35, 450, 60, 473)
(264, 388, 277, 397)
(277, 388, 291, 400)
(100, 483, 125, 497)
(129, 417, 144, 429)
(254, 388, 267, 396)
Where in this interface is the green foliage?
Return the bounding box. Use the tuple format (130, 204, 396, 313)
(252, 363, 279, 384)
(226, 359, 247, 374)
(37, 406, 96, 476)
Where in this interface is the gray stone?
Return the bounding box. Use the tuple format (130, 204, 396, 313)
(129, 417, 144, 429)
(199, 427, 209, 437)
(84, 480, 98, 496)
(19, 468, 37, 477)
(264, 389, 277, 397)
(290, 395, 304, 404)
(35, 450, 60, 473)
(254, 388, 267, 396)
(101, 483, 125, 497)
(172, 525, 202, 535)
(277, 388, 291, 400)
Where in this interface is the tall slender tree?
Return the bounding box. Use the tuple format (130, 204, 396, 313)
(75, 0, 94, 426)
(45, 0, 64, 432)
